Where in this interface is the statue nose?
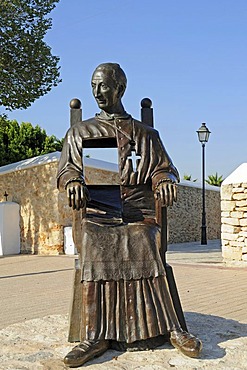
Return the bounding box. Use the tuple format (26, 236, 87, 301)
(94, 86, 101, 98)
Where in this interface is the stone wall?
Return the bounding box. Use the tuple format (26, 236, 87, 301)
(221, 163, 247, 265)
(0, 153, 220, 254)
(168, 183, 221, 243)
(0, 160, 64, 254)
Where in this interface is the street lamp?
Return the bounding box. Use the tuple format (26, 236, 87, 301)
(197, 123, 211, 245)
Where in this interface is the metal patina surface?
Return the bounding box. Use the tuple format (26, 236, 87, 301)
(57, 63, 201, 367)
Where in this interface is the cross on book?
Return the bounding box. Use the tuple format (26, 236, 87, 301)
(127, 149, 141, 172)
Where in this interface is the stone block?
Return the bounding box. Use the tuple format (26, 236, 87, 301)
(242, 183, 247, 188)
(233, 193, 247, 200)
(242, 246, 247, 253)
(221, 239, 229, 246)
(236, 206, 247, 211)
(240, 219, 247, 227)
(222, 245, 231, 253)
(221, 217, 240, 226)
(242, 254, 247, 261)
(221, 185, 233, 200)
(237, 236, 245, 242)
(221, 201, 236, 211)
(236, 200, 247, 207)
(229, 240, 245, 247)
(221, 211, 230, 217)
(239, 231, 247, 237)
(231, 211, 244, 218)
(221, 232, 239, 241)
(232, 187, 245, 193)
(222, 245, 242, 260)
(221, 224, 240, 233)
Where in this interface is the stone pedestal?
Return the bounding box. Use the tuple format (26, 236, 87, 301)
(0, 202, 20, 255)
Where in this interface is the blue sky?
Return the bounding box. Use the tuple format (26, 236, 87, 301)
(4, 0, 247, 180)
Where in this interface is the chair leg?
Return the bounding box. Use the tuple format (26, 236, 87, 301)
(68, 258, 82, 342)
(165, 263, 187, 331)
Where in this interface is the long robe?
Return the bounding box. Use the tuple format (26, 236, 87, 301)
(57, 112, 181, 344)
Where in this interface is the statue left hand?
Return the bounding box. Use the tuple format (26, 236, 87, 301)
(155, 182, 177, 207)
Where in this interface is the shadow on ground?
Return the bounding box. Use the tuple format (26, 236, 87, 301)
(81, 311, 247, 368)
(185, 312, 247, 360)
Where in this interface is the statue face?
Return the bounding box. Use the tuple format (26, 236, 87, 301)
(91, 70, 120, 113)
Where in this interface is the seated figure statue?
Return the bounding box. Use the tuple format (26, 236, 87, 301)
(57, 63, 202, 368)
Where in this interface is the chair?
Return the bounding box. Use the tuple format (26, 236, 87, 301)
(67, 98, 187, 343)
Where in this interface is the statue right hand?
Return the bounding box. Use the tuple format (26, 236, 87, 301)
(66, 181, 89, 210)
(154, 182, 177, 207)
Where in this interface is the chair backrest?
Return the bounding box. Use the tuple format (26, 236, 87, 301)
(69, 97, 154, 128)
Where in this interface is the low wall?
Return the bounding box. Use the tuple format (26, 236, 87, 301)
(0, 153, 220, 254)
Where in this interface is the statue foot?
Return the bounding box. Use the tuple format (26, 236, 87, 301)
(170, 330, 202, 358)
(64, 339, 109, 368)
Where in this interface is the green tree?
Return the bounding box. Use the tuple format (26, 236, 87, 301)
(0, 0, 61, 111)
(0, 116, 63, 166)
(206, 172, 224, 187)
(183, 174, 197, 182)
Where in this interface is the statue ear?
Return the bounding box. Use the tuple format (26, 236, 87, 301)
(117, 85, 124, 98)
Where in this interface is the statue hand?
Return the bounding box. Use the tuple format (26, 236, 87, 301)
(155, 182, 177, 207)
(66, 181, 89, 210)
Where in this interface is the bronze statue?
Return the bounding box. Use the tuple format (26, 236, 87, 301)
(57, 63, 202, 367)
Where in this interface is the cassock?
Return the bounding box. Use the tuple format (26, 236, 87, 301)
(57, 111, 181, 346)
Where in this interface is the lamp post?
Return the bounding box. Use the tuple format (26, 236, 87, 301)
(197, 123, 211, 245)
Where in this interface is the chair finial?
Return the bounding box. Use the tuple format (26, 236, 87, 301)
(70, 98, 81, 109)
(141, 98, 152, 109)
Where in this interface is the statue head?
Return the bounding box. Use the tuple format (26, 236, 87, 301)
(91, 63, 127, 114)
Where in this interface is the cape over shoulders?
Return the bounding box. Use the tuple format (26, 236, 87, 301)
(69, 115, 160, 138)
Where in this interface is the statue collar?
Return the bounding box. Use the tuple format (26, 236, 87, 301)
(96, 110, 131, 121)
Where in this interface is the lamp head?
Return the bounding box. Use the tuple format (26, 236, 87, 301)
(197, 123, 211, 143)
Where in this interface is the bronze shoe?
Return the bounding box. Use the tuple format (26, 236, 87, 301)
(64, 339, 109, 368)
(170, 330, 202, 358)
